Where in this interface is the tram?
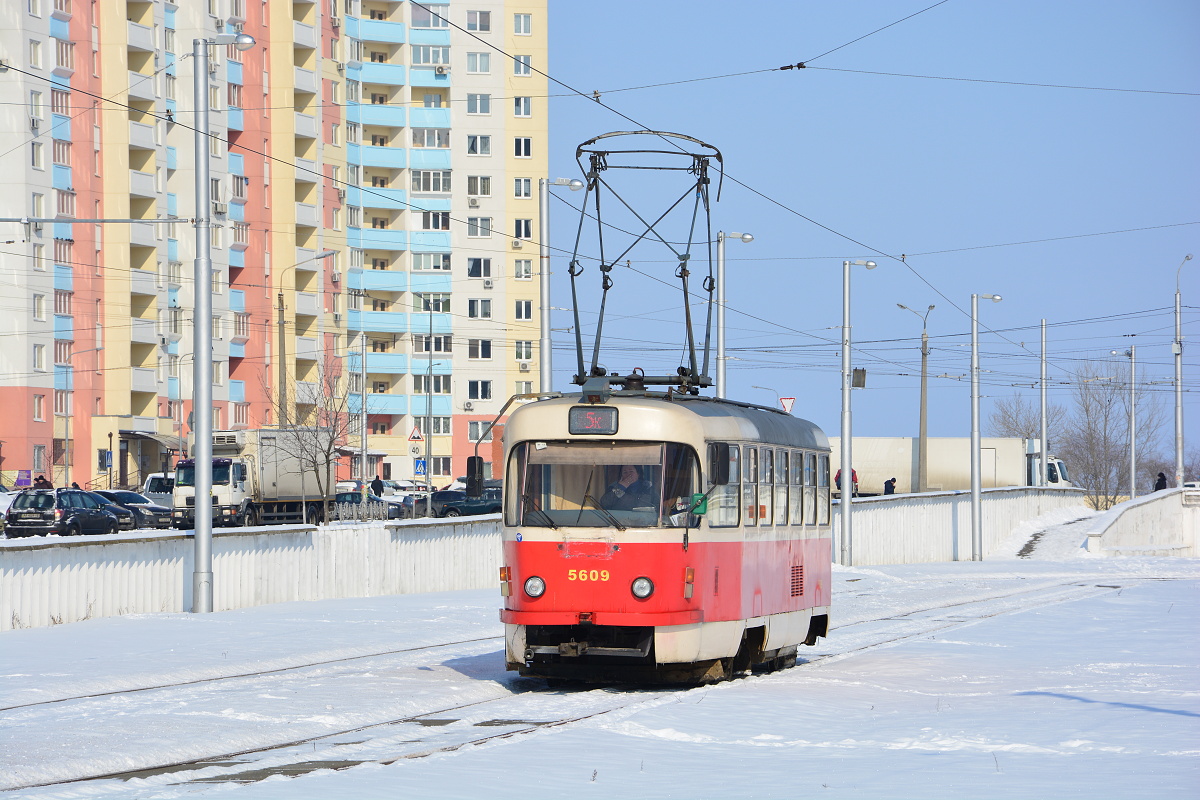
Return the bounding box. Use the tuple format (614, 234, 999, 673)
(499, 384, 832, 683)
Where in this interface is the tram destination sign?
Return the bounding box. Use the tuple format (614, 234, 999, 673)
(568, 406, 619, 435)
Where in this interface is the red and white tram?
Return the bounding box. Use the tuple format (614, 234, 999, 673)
(499, 389, 832, 683)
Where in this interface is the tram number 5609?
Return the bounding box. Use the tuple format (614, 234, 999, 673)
(567, 569, 610, 582)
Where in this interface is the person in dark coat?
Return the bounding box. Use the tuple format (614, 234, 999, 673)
(33, 475, 53, 489)
(1154, 472, 1168, 491)
(600, 465, 655, 510)
(883, 477, 897, 495)
(370, 475, 385, 496)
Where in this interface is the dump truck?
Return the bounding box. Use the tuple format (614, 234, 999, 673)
(172, 429, 335, 527)
(828, 437, 1070, 496)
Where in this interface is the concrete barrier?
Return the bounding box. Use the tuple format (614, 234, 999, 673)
(1083, 488, 1200, 557)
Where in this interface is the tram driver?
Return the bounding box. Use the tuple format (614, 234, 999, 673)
(600, 464, 657, 511)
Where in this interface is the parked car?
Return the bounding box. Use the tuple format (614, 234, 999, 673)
(397, 493, 431, 518)
(4, 488, 120, 537)
(142, 473, 174, 507)
(331, 491, 404, 520)
(430, 488, 503, 517)
(85, 492, 136, 530)
(95, 490, 174, 529)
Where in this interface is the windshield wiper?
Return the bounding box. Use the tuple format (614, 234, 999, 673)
(521, 493, 558, 529)
(583, 494, 626, 531)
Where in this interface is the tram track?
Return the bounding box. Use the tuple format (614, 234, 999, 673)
(3, 577, 1133, 795)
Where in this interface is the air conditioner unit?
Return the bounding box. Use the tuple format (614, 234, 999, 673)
(336, 188, 346, 202)
(330, 15, 341, 28)
(30, 117, 40, 131)
(519, 361, 530, 372)
(331, 271, 340, 282)
(467, 197, 480, 208)
(212, 201, 228, 215)
(208, 61, 218, 74)
(434, 65, 449, 75)
(31, 221, 43, 232)
(511, 239, 523, 249)
(463, 401, 474, 411)
(482, 278, 494, 289)
(333, 311, 343, 324)
(334, 61, 345, 74)
(159, 334, 168, 346)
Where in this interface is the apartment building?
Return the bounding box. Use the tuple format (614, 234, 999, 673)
(0, 0, 547, 490)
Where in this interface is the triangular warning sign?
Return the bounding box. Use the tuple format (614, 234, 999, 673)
(780, 397, 796, 414)
(409, 426, 423, 442)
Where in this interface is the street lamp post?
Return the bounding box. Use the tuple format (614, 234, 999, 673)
(840, 259, 876, 566)
(191, 31, 255, 614)
(971, 293, 1002, 561)
(1175, 254, 1193, 488)
(897, 304, 934, 492)
(717, 231, 754, 399)
(538, 178, 584, 394)
(1112, 346, 1137, 498)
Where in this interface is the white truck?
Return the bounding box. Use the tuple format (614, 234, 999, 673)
(172, 429, 335, 527)
(828, 437, 1070, 496)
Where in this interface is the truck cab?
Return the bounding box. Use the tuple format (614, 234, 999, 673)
(171, 457, 255, 528)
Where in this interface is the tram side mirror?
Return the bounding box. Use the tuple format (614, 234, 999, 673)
(466, 456, 485, 497)
(708, 442, 730, 485)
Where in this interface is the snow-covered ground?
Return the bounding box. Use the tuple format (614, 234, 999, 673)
(2, 513, 1197, 799)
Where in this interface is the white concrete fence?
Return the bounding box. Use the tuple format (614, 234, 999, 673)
(2, 486, 1188, 632)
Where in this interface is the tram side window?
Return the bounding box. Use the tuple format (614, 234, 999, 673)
(744, 446, 759, 526)
(789, 450, 803, 525)
(774, 449, 788, 526)
(804, 452, 816, 526)
(759, 447, 774, 526)
(707, 443, 740, 528)
(504, 441, 529, 526)
(817, 454, 831, 525)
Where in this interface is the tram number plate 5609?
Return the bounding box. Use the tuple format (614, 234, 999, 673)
(568, 569, 610, 582)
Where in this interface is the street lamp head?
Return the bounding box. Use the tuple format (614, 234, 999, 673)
(927, 304, 935, 311)
(979, 294, 1002, 303)
(316, 249, 337, 259)
(232, 32, 256, 51)
(845, 259, 877, 269)
(897, 303, 908, 311)
(568, 179, 585, 191)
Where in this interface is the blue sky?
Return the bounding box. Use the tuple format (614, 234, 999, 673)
(541, 0, 1199, 451)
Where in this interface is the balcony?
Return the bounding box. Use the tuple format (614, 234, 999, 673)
(228, 380, 246, 404)
(408, 67, 450, 89)
(359, 62, 406, 86)
(368, 352, 408, 374)
(346, 227, 407, 251)
(129, 121, 156, 150)
(129, 269, 157, 296)
(359, 19, 407, 44)
(408, 107, 451, 128)
(408, 395, 453, 418)
(131, 367, 159, 394)
(130, 221, 157, 247)
(295, 203, 318, 228)
(295, 381, 319, 406)
(359, 145, 407, 169)
(128, 71, 156, 102)
(129, 170, 156, 198)
(130, 317, 158, 345)
(294, 112, 317, 139)
(295, 292, 319, 317)
(127, 21, 155, 52)
(346, 103, 406, 128)
(408, 149, 452, 170)
(352, 186, 408, 210)
(295, 157, 318, 182)
(294, 67, 317, 95)
(349, 309, 408, 334)
(355, 392, 408, 415)
(295, 336, 319, 361)
(129, 416, 156, 433)
(293, 21, 316, 49)
(359, 268, 408, 293)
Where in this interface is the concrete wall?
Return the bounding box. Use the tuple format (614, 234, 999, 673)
(835, 486, 1089, 566)
(1084, 488, 1200, 558)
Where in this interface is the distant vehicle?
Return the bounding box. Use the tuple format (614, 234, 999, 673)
(142, 474, 174, 507)
(95, 490, 173, 529)
(173, 429, 335, 527)
(430, 488, 502, 517)
(4, 488, 120, 537)
(331, 491, 404, 520)
(85, 492, 136, 530)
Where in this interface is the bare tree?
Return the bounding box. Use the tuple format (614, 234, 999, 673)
(986, 391, 1067, 444)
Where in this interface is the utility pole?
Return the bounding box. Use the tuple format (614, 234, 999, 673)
(898, 304, 934, 491)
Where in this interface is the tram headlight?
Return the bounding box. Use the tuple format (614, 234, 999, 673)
(631, 576, 654, 599)
(523, 576, 546, 598)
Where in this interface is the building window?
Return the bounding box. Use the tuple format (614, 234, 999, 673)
(468, 380, 492, 400)
(466, 52, 490, 73)
(411, 3, 448, 27)
(468, 420, 493, 442)
(466, 94, 491, 115)
(514, 13, 532, 35)
(468, 298, 492, 319)
(432, 456, 451, 478)
(33, 443, 47, 471)
(54, 290, 72, 315)
(423, 93, 444, 108)
(31, 142, 44, 169)
(412, 170, 452, 192)
(414, 374, 451, 394)
(413, 253, 451, 271)
(515, 341, 533, 360)
(467, 175, 491, 196)
(513, 96, 531, 117)
(33, 343, 46, 370)
(467, 258, 491, 278)
(514, 137, 532, 158)
(468, 339, 492, 359)
(414, 333, 452, 353)
(514, 259, 533, 280)
(514, 178, 532, 198)
(515, 300, 533, 321)
(467, 217, 492, 237)
(234, 403, 249, 426)
(415, 416, 451, 435)
(413, 128, 450, 148)
(33, 293, 46, 320)
(416, 293, 450, 312)
(467, 135, 491, 155)
(421, 211, 450, 230)
(54, 340, 72, 365)
(412, 45, 450, 65)
(466, 10, 490, 30)
(513, 55, 531, 76)
(29, 40, 42, 69)
(514, 219, 533, 239)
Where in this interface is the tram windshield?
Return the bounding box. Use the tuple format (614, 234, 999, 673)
(507, 441, 700, 529)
